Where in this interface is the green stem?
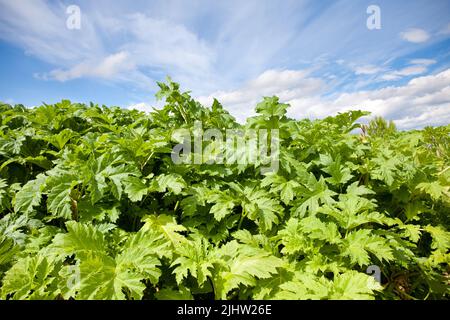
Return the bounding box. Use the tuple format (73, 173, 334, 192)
(141, 152, 154, 171)
(237, 207, 246, 230)
(208, 276, 217, 300)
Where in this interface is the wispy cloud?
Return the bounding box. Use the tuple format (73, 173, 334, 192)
(409, 59, 437, 66)
(0, 0, 102, 64)
(380, 59, 436, 81)
(0, 0, 215, 91)
(353, 65, 384, 75)
(400, 28, 430, 43)
(36, 51, 134, 81)
(381, 65, 428, 81)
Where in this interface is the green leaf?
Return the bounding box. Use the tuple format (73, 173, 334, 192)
(293, 174, 336, 217)
(0, 178, 7, 210)
(276, 273, 330, 300)
(116, 229, 164, 284)
(329, 271, 382, 300)
(262, 173, 300, 205)
(123, 176, 148, 202)
(242, 187, 284, 231)
(45, 128, 78, 150)
(278, 218, 308, 255)
(52, 223, 163, 300)
(341, 229, 393, 267)
(104, 164, 141, 200)
(0, 235, 19, 266)
(299, 216, 341, 244)
(370, 150, 401, 186)
(142, 214, 187, 254)
(416, 181, 449, 201)
(208, 191, 236, 221)
(171, 235, 215, 286)
(318, 154, 353, 186)
(346, 182, 375, 197)
(45, 173, 79, 219)
(1, 256, 59, 300)
(77, 254, 146, 300)
(51, 221, 106, 258)
(14, 174, 46, 214)
(155, 286, 193, 300)
(255, 96, 289, 118)
(425, 225, 450, 252)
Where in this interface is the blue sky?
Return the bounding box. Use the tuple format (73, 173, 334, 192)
(0, 0, 450, 129)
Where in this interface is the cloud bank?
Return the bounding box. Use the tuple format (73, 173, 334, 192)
(198, 68, 450, 130)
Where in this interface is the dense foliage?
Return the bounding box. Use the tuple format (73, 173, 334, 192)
(0, 79, 449, 300)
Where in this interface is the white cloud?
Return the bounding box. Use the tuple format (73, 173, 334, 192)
(197, 69, 324, 122)
(400, 28, 430, 43)
(128, 102, 154, 113)
(353, 65, 383, 75)
(380, 58, 435, 81)
(381, 65, 428, 81)
(0, 0, 101, 64)
(0, 1, 215, 89)
(396, 66, 428, 76)
(395, 106, 450, 129)
(292, 69, 450, 129)
(410, 59, 436, 66)
(120, 13, 215, 77)
(197, 68, 450, 130)
(39, 52, 134, 81)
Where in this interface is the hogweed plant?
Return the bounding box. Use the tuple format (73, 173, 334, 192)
(0, 78, 448, 300)
(171, 121, 280, 174)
